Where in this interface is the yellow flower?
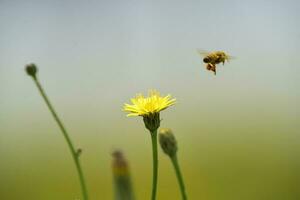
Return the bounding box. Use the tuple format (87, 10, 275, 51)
(123, 90, 176, 117)
(123, 90, 176, 199)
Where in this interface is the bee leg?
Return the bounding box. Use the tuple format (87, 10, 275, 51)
(212, 64, 216, 75)
(206, 63, 212, 71)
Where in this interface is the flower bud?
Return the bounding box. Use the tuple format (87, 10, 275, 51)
(159, 128, 177, 157)
(25, 63, 38, 78)
(112, 150, 135, 200)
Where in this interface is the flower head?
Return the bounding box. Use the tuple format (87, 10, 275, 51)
(123, 90, 176, 117)
(112, 150, 130, 177)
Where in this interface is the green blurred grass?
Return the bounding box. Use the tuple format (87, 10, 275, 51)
(1, 109, 299, 200)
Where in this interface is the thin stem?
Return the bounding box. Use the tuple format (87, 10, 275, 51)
(171, 154, 187, 200)
(32, 77, 89, 200)
(150, 130, 158, 200)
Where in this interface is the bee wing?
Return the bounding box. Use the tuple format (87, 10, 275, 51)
(226, 54, 236, 61)
(196, 49, 210, 57)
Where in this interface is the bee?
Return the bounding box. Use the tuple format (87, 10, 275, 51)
(197, 49, 234, 75)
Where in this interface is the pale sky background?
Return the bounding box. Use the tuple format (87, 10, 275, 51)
(0, 0, 300, 199)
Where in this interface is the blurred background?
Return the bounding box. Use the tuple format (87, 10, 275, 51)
(1, 0, 299, 199)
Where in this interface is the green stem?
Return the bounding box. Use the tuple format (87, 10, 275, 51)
(150, 130, 158, 200)
(32, 77, 89, 200)
(171, 154, 187, 200)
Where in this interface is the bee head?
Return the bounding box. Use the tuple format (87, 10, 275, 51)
(203, 57, 210, 63)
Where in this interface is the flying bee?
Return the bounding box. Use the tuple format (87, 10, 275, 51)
(197, 49, 234, 75)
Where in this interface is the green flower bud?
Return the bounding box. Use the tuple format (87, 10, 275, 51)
(112, 150, 135, 200)
(159, 128, 177, 157)
(25, 63, 38, 78)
